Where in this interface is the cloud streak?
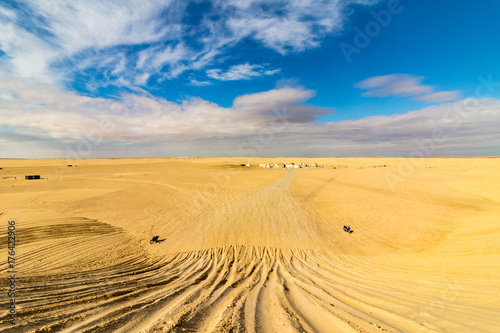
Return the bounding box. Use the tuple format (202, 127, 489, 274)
(207, 63, 280, 81)
(356, 74, 461, 103)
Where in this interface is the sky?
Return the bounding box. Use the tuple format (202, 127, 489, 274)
(1, 0, 500, 158)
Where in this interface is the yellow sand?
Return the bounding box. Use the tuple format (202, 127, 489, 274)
(0, 157, 499, 332)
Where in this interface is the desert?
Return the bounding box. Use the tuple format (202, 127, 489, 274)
(0, 157, 499, 332)
(3, 1, 500, 332)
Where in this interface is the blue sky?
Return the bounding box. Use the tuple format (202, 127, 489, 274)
(1, 0, 500, 157)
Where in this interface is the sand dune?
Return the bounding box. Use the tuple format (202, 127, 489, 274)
(1, 158, 499, 332)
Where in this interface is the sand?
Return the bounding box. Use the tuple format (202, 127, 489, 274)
(0, 157, 499, 332)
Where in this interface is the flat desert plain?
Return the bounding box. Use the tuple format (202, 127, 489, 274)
(1, 157, 499, 333)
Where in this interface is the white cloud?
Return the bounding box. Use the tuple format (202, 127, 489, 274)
(223, 0, 381, 54)
(356, 74, 432, 97)
(233, 88, 315, 109)
(207, 63, 280, 81)
(0, 0, 380, 86)
(418, 91, 462, 103)
(227, 16, 319, 54)
(1, 78, 499, 157)
(149, 44, 190, 72)
(23, 0, 181, 52)
(134, 73, 151, 86)
(355, 74, 461, 103)
(0, 78, 321, 143)
(111, 56, 126, 75)
(189, 79, 211, 86)
(0, 21, 60, 83)
(0, 6, 16, 20)
(0, 1, 184, 83)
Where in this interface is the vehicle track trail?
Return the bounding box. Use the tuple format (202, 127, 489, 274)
(1, 159, 499, 332)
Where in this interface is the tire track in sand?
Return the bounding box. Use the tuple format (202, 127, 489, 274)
(1, 169, 498, 332)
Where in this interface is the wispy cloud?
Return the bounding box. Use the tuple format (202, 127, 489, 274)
(0, 6, 16, 20)
(355, 74, 461, 103)
(418, 91, 462, 103)
(207, 63, 280, 81)
(0, 0, 380, 88)
(0, 1, 184, 84)
(189, 79, 212, 87)
(1, 78, 498, 157)
(223, 0, 381, 54)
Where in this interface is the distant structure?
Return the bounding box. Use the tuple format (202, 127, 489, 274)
(258, 161, 324, 169)
(25, 175, 41, 180)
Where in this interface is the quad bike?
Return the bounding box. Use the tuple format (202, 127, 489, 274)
(343, 225, 354, 233)
(150, 235, 163, 244)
